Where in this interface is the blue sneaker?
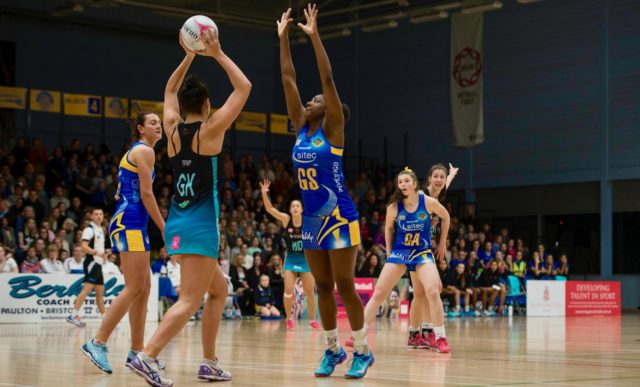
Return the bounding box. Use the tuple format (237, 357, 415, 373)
(314, 347, 347, 377)
(127, 354, 173, 387)
(81, 339, 112, 374)
(127, 351, 166, 370)
(345, 351, 375, 379)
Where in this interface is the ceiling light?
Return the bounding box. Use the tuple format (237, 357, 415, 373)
(462, 1, 503, 14)
(409, 11, 449, 23)
(362, 20, 398, 33)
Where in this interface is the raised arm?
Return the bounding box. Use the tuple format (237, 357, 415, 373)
(164, 34, 196, 136)
(278, 8, 306, 130)
(133, 146, 165, 238)
(384, 203, 398, 257)
(446, 162, 459, 189)
(299, 4, 344, 142)
(259, 179, 290, 226)
(200, 31, 252, 137)
(426, 196, 450, 261)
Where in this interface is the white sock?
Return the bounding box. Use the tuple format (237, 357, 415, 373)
(421, 322, 434, 336)
(323, 328, 340, 353)
(71, 310, 79, 319)
(139, 352, 157, 365)
(434, 325, 446, 339)
(202, 358, 218, 367)
(465, 306, 470, 312)
(352, 325, 369, 354)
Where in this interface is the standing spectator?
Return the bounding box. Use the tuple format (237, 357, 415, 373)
(229, 254, 252, 316)
(18, 218, 37, 253)
(0, 217, 17, 255)
(46, 146, 66, 190)
(266, 254, 285, 310)
(166, 254, 181, 296)
(0, 245, 18, 273)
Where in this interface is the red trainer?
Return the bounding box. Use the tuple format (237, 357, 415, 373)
(309, 320, 321, 331)
(286, 319, 295, 330)
(407, 334, 428, 349)
(434, 337, 451, 353)
(344, 336, 354, 347)
(421, 332, 436, 350)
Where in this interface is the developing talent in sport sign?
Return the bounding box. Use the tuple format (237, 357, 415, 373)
(0, 274, 159, 323)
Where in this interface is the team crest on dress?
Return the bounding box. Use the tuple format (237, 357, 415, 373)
(312, 138, 324, 147)
(418, 212, 427, 220)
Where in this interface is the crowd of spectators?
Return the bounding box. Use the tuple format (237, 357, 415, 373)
(0, 136, 570, 319)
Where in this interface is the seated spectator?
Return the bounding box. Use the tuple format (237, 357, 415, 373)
(0, 217, 17, 255)
(557, 254, 570, 278)
(254, 274, 280, 318)
(512, 251, 527, 284)
(478, 241, 495, 266)
(505, 253, 514, 272)
(0, 245, 18, 273)
(102, 253, 121, 276)
(20, 246, 41, 273)
(542, 254, 557, 278)
(151, 247, 169, 274)
(358, 252, 381, 278)
(246, 236, 262, 258)
(478, 260, 506, 316)
(528, 251, 543, 280)
(166, 254, 181, 295)
(18, 218, 38, 253)
(438, 259, 460, 314)
(64, 244, 85, 274)
(451, 263, 475, 316)
(40, 244, 66, 273)
(246, 252, 264, 291)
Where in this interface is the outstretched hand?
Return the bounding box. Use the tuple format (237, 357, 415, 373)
(449, 162, 459, 176)
(200, 29, 222, 59)
(259, 179, 271, 193)
(297, 3, 318, 37)
(277, 8, 294, 38)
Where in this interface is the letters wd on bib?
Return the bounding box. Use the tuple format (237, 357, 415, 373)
(0, 274, 158, 323)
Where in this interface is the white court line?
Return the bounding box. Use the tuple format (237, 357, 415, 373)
(0, 383, 35, 387)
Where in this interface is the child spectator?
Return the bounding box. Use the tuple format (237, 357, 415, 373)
(254, 274, 280, 318)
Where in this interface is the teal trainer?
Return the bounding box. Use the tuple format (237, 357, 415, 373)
(127, 350, 166, 370)
(345, 351, 375, 379)
(81, 339, 112, 374)
(314, 347, 347, 377)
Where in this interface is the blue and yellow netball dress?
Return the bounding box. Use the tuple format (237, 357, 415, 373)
(109, 142, 155, 252)
(282, 222, 310, 272)
(164, 122, 220, 258)
(386, 192, 434, 271)
(292, 125, 360, 250)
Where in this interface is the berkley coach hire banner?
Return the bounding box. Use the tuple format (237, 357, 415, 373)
(451, 12, 484, 147)
(0, 273, 158, 323)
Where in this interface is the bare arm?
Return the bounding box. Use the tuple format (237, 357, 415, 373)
(259, 179, 290, 226)
(426, 196, 450, 260)
(446, 163, 459, 189)
(132, 146, 165, 237)
(164, 35, 196, 138)
(200, 32, 252, 138)
(385, 203, 397, 256)
(299, 4, 344, 142)
(278, 8, 306, 130)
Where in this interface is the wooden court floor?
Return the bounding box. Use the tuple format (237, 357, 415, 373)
(1, 315, 639, 386)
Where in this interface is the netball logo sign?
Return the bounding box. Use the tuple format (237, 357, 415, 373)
(452, 48, 482, 88)
(450, 13, 484, 147)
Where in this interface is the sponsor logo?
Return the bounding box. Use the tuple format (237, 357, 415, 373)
(172, 236, 180, 250)
(332, 162, 343, 193)
(312, 138, 324, 147)
(293, 151, 317, 164)
(302, 231, 314, 242)
(8, 276, 123, 299)
(182, 160, 192, 167)
(355, 282, 373, 291)
(131, 179, 140, 189)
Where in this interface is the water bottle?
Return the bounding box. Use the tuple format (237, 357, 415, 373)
(508, 303, 513, 317)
